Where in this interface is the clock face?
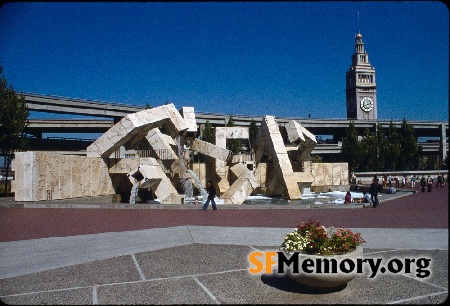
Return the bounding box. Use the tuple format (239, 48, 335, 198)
(360, 97, 374, 112)
(347, 99, 355, 113)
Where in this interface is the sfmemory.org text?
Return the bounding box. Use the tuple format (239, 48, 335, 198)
(248, 251, 432, 278)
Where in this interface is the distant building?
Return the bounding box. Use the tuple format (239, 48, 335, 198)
(346, 32, 377, 120)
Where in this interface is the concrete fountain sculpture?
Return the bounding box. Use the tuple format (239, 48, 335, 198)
(12, 104, 349, 204)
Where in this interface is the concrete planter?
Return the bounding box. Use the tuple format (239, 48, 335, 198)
(283, 246, 363, 290)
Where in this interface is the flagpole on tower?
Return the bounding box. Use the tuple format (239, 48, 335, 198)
(358, 11, 360, 33)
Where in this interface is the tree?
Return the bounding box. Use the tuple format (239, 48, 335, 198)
(398, 118, 420, 171)
(385, 120, 401, 171)
(248, 119, 258, 148)
(358, 128, 378, 171)
(340, 121, 360, 172)
(424, 155, 438, 170)
(376, 122, 389, 171)
(0, 64, 29, 194)
(201, 120, 214, 144)
(226, 116, 241, 154)
(198, 120, 214, 163)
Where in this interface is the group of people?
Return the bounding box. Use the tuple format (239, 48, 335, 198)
(381, 173, 446, 189)
(199, 173, 445, 209)
(418, 173, 445, 192)
(344, 176, 383, 208)
(345, 172, 446, 207)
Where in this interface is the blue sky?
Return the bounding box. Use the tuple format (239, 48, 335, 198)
(0, 1, 448, 122)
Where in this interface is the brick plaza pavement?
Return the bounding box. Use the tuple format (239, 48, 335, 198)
(0, 186, 447, 304)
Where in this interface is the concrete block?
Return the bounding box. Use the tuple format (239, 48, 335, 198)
(254, 163, 267, 189)
(340, 163, 349, 185)
(13, 152, 115, 201)
(129, 162, 181, 204)
(221, 163, 257, 204)
(191, 139, 231, 161)
(59, 155, 73, 199)
(72, 156, 83, 198)
(44, 152, 61, 200)
(229, 163, 249, 178)
(215, 127, 227, 148)
(12, 152, 36, 201)
(252, 126, 270, 166)
(87, 104, 187, 158)
(82, 156, 92, 197)
(145, 128, 178, 160)
(285, 120, 316, 161)
(282, 173, 302, 200)
(259, 116, 302, 200)
(294, 172, 313, 189)
(226, 127, 249, 139)
(108, 158, 140, 174)
(222, 178, 254, 204)
(181, 106, 197, 133)
(162, 104, 189, 137)
(191, 163, 207, 189)
(286, 120, 305, 143)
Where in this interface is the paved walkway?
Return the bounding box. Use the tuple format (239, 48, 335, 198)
(0, 186, 448, 304)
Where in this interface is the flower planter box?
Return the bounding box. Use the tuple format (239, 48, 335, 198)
(283, 246, 363, 290)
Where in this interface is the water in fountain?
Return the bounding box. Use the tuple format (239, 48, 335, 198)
(129, 181, 139, 204)
(301, 187, 313, 196)
(188, 170, 208, 200)
(244, 190, 366, 206)
(183, 179, 194, 198)
(176, 135, 193, 198)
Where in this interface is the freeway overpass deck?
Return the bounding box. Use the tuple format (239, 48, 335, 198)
(21, 92, 448, 159)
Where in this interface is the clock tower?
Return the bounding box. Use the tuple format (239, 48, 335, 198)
(346, 32, 377, 120)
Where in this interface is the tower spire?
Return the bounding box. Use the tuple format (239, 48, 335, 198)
(358, 11, 360, 34)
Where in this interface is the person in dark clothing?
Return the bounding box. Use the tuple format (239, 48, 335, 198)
(436, 173, 443, 188)
(420, 175, 426, 192)
(202, 181, 217, 210)
(427, 175, 433, 192)
(370, 176, 382, 208)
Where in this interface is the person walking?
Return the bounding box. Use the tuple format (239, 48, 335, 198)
(369, 176, 382, 208)
(202, 181, 217, 210)
(435, 173, 443, 188)
(410, 175, 416, 188)
(420, 175, 426, 192)
(427, 175, 433, 192)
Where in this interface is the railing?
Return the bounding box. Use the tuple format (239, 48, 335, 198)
(111, 148, 177, 160)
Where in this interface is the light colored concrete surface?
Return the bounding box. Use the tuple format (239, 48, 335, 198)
(0, 226, 193, 279)
(1, 226, 446, 279)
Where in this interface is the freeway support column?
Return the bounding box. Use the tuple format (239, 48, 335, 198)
(440, 123, 447, 162)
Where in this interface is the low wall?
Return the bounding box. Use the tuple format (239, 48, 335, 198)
(13, 152, 115, 202)
(354, 170, 448, 185)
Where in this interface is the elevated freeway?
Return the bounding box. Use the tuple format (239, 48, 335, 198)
(22, 92, 448, 160)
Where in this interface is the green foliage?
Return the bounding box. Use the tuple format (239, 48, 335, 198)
(424, 155, 438, 170)
(0, 64, 29, 193)
(201, 120, 214, 144)
(341, 119, 423, 172)
(249, 119, 258, 147)
(376, 122, 389, 171)
(280, 220, 365, 255)
(226, 116, 241, 154)
(358, 128, 378, 171)
(398, 118, 420, 170)
(384, 120, 401, 171)
(340, 121, 360, 172)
